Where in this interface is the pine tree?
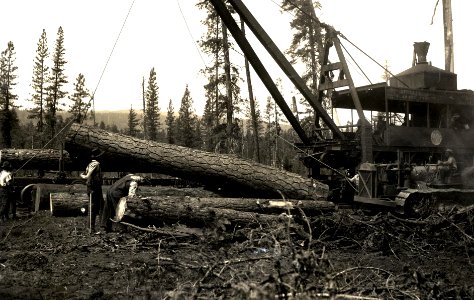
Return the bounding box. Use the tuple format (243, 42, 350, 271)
(197, 1, 242, 151)
(145, 68, 160, 140)
(45, 26, 68, 141)
(165, 99, 175, 144)
(263, 96, 277, 165)
(244, 96, 264, 161)
(28, 29, 49, 135)
(127, 105, 139, 137)
(281, 0, 323, 131)
(68, 73, 90, 123)
(201, 97, 215, 151)
(175, 85, 198, 148)
(0, 41, 19, 148)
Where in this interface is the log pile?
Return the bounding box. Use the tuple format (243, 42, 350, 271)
(64, 123, 328, 200)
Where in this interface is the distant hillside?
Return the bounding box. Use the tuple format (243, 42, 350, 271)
(16, 109, 150, 130)
(15, 109, 293, 131)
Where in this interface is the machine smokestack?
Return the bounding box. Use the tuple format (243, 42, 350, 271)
(413, 42, 430, 65)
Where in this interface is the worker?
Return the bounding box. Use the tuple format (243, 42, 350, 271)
(80, 148, 104, 233)
(373, 115, 386, 144)
(438, 148, 457, 184)
(450, 113, 470, 130)
(100, 173, 145, 233)
(0, 161, 14, 222)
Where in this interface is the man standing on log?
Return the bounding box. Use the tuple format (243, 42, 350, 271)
(0, 161, 14, 222)
(101, 173, 144, 232)
(81, 148, 104, 233)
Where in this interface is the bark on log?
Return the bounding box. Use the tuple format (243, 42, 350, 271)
(49, 193, 335, 217)
(64, 123, 328, 200)
(0, 149, 74, 170)
(122, 197, 334, 225)
(118, 196, 284, 227)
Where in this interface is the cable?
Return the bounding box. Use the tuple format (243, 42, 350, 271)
(338, 34, 410, 88)
(176, 0, 207, 68)
(340, 40, 372, 85)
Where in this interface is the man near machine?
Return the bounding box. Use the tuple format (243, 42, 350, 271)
(101, 173, 145, 233)
(81, 148, 104, 233)
(0, 161, 14, 222)
(438, 148, 457, 184)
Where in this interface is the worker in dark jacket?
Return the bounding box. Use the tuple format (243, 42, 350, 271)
(80, 148, 104, 233)
(101, 173, 144, 232)
(0, 161, 14, 222)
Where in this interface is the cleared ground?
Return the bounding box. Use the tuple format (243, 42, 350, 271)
(0, 186, 473, 299)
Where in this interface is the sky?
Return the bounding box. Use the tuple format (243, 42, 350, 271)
(1, 0, 473, 123)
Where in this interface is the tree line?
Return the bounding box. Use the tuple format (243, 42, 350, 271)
(0, 0, 327, 176)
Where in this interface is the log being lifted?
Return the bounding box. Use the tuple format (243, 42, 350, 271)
(64, 123, 328, 200)
(49, 193, 335, 218)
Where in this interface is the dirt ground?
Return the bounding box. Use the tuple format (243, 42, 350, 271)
(0, 186, 473, 299)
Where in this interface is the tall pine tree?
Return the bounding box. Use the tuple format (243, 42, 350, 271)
(28, 29, 49, 136)
(281, 0, 324, 132)
(127, 105, 139, 137)
(45, 26, 68, 141)
(145, 68, 160, 141)
(165, 99, 175, 144)
(68, 73, 90, 123)
(0, 41, 18, 148)
(197, 1, 242, 152)
(175, 85, 198, 148)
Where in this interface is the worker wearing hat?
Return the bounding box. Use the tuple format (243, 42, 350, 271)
(80, 148, 105, 233)
(0, 161, 14, 222)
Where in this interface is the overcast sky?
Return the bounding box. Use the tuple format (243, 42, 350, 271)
(1, 0, 473, 119)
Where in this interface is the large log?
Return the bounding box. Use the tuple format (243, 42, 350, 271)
(32, 184, 88, 212)
(0, 149, 74, 170)
(49, 193, 285, 226)
(120, 198, 284, 226)
(49, 193, 335, 217)
(121, 197, 334, 226)
(64, 123, 328, 200)
(50, 192, 89, 217)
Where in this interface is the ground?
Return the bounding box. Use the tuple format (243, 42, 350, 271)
(0, 186, 473, 299)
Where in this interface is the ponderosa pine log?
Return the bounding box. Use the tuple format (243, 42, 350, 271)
(118, 197, 284, 227)
(124, 196, 335, 216)
(64, 123, 328, 200)
(0, 148, 74, 170)
(49, 193, 335, 217)
(33, 184, 88, 212)
(50, 193, 89, 217)
(122, 197, 334, 225)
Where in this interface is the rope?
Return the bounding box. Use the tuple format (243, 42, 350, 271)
(15, 0, 136, 173)
(340, 40, 372, 85)
(275, 133, 357, 191)
(338, 34, 410, 88)
(176, 0, 207, 67)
